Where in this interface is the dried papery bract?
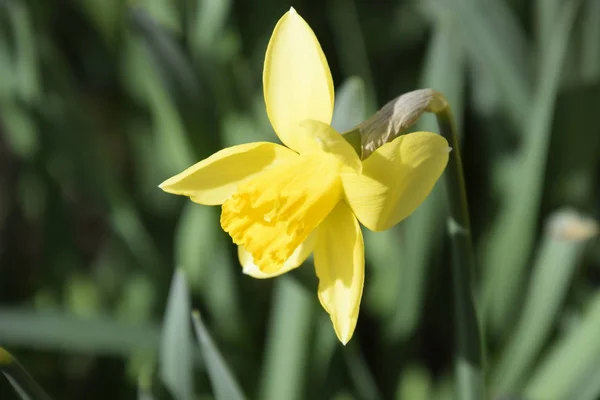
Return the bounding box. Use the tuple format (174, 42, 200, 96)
(343, 88, 449, 159)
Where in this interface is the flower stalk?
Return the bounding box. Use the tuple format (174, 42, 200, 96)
(345, 89, 485, 399)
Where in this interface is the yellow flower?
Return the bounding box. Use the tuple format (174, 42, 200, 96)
(159, 7, 449, 344)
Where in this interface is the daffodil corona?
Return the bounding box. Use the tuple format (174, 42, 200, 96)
(160, 7, 449, 344)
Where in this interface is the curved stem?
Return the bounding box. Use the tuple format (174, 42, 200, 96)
(345, 88, 485, 399)
(433, 97, 485, 400)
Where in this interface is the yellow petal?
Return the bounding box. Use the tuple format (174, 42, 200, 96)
(221, 152, 342, 274)
(238, 233, 316, 279)
(342, 131, 450, 231)
(263, 7, 334, 153)
(299, 120, 362, 172)
(314, 201, 364, 345)
(159, 142, 296, 205)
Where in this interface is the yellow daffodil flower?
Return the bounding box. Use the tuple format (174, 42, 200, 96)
(159, 7, 449, 344)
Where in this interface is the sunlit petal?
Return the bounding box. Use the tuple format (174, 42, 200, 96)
(159, 142, 296, 205)
(299, 120, 361, 172)
(238, 233, 316, 279)
(221, 153, 342, 273)
(314, 201, 364, 344)
(342, 131, 450, 231)
(263, 7, 334, 153)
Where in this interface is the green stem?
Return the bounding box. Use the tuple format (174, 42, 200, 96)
(432, 97, 485, 400)
(345, 89, 485, 399)
(0, 347, 53, 400)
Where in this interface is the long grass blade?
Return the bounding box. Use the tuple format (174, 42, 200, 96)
(137, 363, 155, 400)
(491, 209, 597, 395)
(0, 348, 52, 400)
(191, 311, 246, 400)
(447, 0, 531, 129)
(396, 365, 432, 400)
(8, 1, 40, 103)
(331, 77, 367, 133)
(0, 309, 160, 355)
(481, 0, 581, 335)
(190, 0, 232, 56)
(580, 0, 600, 81)
(566, 358, 600, 400)
(535, 0, 562, 54)
(259, 278, 313, 400)
(175, 203, 219, 291)
(328, 0, 376, 115)
(310, 315, 338, 390)
(524, 292, 600, 399)
(343, 342, 383, 400)
(159, 269, 194, 400)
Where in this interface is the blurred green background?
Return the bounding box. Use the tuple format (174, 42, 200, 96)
(1, 0, 600, 399)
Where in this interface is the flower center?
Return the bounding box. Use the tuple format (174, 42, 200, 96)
(221, 152, 342, 273)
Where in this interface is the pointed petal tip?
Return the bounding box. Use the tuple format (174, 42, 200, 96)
(158, 174, 177, 191)
(158, 179, 175, 193)
(335, 325, 353, 345)
(158, 181, 169, 191)
(263, 4, 334, 152)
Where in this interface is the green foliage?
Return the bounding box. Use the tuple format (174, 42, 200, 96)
(1, 0, 599, 399)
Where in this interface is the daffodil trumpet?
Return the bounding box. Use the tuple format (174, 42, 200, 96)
(159, 7, 449, 344)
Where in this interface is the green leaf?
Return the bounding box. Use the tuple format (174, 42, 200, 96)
(491, 209, 595, 394)
(0, 347, 52, 400)
(0, 102, 38, 160)
(432, 375, 454, 400)
(195, 244, 243, 342)
(328, 0, 376, 115)
(566, 360, 600, 400)
(331, 77, 367, 133)
(580, 0, 600, 81)
(309, 315, 338, 389)
(109, 198, 163, 275)
(190, 0, 233, 55)
(480, 0, 581, 335)
(8, 1, 40, 103)
(133, 0, 180, 33)
(259, 278, 313, 400)
(524, 292, 600, 399)
(342, 342, 383, 400)
(121, 35, 195, 177)
(396, 365, 432, 400)
(221, 111, 268, 147)
(0, 309, 160, 355)
(191, 311, 246, 400)
(446, 0, 531, 129)
(535, 0, 562, 56)
(160, 269, 194, 400)
(79, 0, 125, 47)
(175, 203, 219, 291)
(137, 362, 155, 400)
